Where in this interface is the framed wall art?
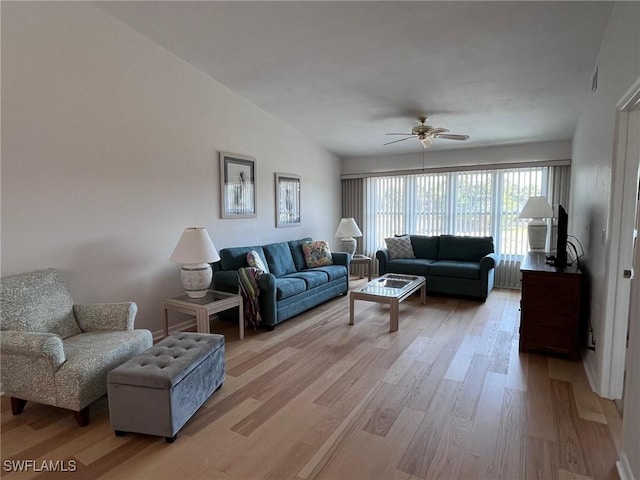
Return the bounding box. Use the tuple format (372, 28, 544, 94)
(220, 152, 256, 218)
(275, 173, 301, 227)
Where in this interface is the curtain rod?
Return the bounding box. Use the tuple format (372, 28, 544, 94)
(340, 159, 571, 180)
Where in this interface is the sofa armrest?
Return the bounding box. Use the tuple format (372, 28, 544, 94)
(0, 330, 66, 371)
(480, 253, 501, 271)
(258, 272, 276, 291)
(73, 302, 137, 332)
(331, 252, 350, 267)
(257, 273, 277, 326)
(376, 249, 390, 275)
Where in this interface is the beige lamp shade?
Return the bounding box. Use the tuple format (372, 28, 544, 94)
(334, 218, 363, 238)
(518, 196, 553, 219)
(170, 227, 220, 264)
(170, 227, 220, 298)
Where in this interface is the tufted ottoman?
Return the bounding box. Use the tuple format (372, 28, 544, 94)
(107, 332, 225, 443)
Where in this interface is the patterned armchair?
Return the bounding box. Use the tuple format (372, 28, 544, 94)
(0, 269, 152, 426)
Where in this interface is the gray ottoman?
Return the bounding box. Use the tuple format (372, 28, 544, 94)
(107, 332, 225, 443)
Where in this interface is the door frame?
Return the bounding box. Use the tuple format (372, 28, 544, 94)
(600, 76, 640, 398)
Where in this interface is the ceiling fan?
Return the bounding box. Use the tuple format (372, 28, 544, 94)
(384, 115, 469, 148)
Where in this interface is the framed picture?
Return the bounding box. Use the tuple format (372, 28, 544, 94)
(275, 173, 301, 227)
(220, 152, 256, 218)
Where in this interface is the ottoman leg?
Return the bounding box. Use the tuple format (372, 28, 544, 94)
(165, 434, 177, 444)
(114, 430, 128, 437)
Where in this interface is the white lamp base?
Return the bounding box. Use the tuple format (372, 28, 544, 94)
(527, 219, 548, 252)
(339, 237, 357, 255)
(180, 263, 213, 298)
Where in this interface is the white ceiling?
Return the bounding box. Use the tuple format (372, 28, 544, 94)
(96, 1, 613, 159)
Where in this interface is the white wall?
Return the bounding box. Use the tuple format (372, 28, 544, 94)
(571, 3, 640, 479)
(342, 140, 571, 175)
(1, 2, 341, 334)
(572, 3, 639, 391)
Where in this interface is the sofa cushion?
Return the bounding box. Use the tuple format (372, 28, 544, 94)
(429, 260, 481, 280)
(386, 258, 435, 276)
(246, 250, 269, 273)
(439, 235, 494, 262)
(307, 265, 347, 281)
(275, 277, 306, 300)
(220, 246, 264, 271)
(303, 240, 334, 268)
(288, 238, 312, 271)
(410, 235, 440, 259)
(385, 236, 416, 260)
(282, 271, 328, 289)
(263, 242, 297, 277)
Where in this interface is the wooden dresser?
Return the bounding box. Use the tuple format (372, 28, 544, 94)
(519, 252, 584, 360)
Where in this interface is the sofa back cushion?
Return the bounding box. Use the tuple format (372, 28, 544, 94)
(220, 246, 265, 271)
(410, 235, 440, 259)
(246, 250, 270, 273)
(288, 238, 313, 271)
(263, 242, 297, 277)
(384, 236, 415, 260)
(1, 268, 82, 339)
(302, 240, 334, 268)
(439, 235, 494, 262)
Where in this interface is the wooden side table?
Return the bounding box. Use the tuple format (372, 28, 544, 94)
(350, 255, 372, 281)
(163, 290, 244, 339)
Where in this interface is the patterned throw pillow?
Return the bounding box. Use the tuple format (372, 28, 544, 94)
(385, 236, 416, 260)
(302, 240, 334, 268)
(246, 250, 269, 273)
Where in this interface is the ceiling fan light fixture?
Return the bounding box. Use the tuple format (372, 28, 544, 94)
(384, 115, 468, 148)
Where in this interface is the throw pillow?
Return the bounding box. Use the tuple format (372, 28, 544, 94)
(385, 235, 416, 260)
(246, 250, 269, 273)
(302, 240, 334, 268)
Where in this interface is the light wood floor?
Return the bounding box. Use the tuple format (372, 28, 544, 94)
(1, 281, 622, 480)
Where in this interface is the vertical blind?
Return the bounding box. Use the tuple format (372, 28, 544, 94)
(353, 165, 569, 288)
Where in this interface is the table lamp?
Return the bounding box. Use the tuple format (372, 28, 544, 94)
(518, 196, 553, 252)
(170, 227, 220, 298)
(334, 218, 362, 255)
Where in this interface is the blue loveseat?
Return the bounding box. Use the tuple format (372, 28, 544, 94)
(212, 238, 349, 329)
(376, 235, 500, 301)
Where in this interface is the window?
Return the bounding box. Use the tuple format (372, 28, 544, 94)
(365, 166, 550, 265)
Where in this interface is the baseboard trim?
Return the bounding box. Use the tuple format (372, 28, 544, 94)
(583, 350, 599, 394)
(617, 452, 635, 480)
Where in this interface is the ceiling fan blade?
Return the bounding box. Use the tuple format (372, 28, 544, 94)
(430, 127, 450, 135)
(385, 133, 414, 136)
(384, 136, 415, 146)
(434, 133, 469, 141)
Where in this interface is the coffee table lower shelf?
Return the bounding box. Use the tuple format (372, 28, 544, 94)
(349, 274, 426, 332)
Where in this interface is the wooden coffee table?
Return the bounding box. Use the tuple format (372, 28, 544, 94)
(349, 273, 426, 332)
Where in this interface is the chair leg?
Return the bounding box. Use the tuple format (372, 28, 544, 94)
(72, 406, 90, 427)
(10, 397, 27, 415)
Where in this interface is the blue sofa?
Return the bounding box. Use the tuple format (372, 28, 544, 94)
(212, 238, 349, 328)
(376, 235, 500, 301)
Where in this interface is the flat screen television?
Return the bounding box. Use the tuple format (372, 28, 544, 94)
(553, 204, 569, 268)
